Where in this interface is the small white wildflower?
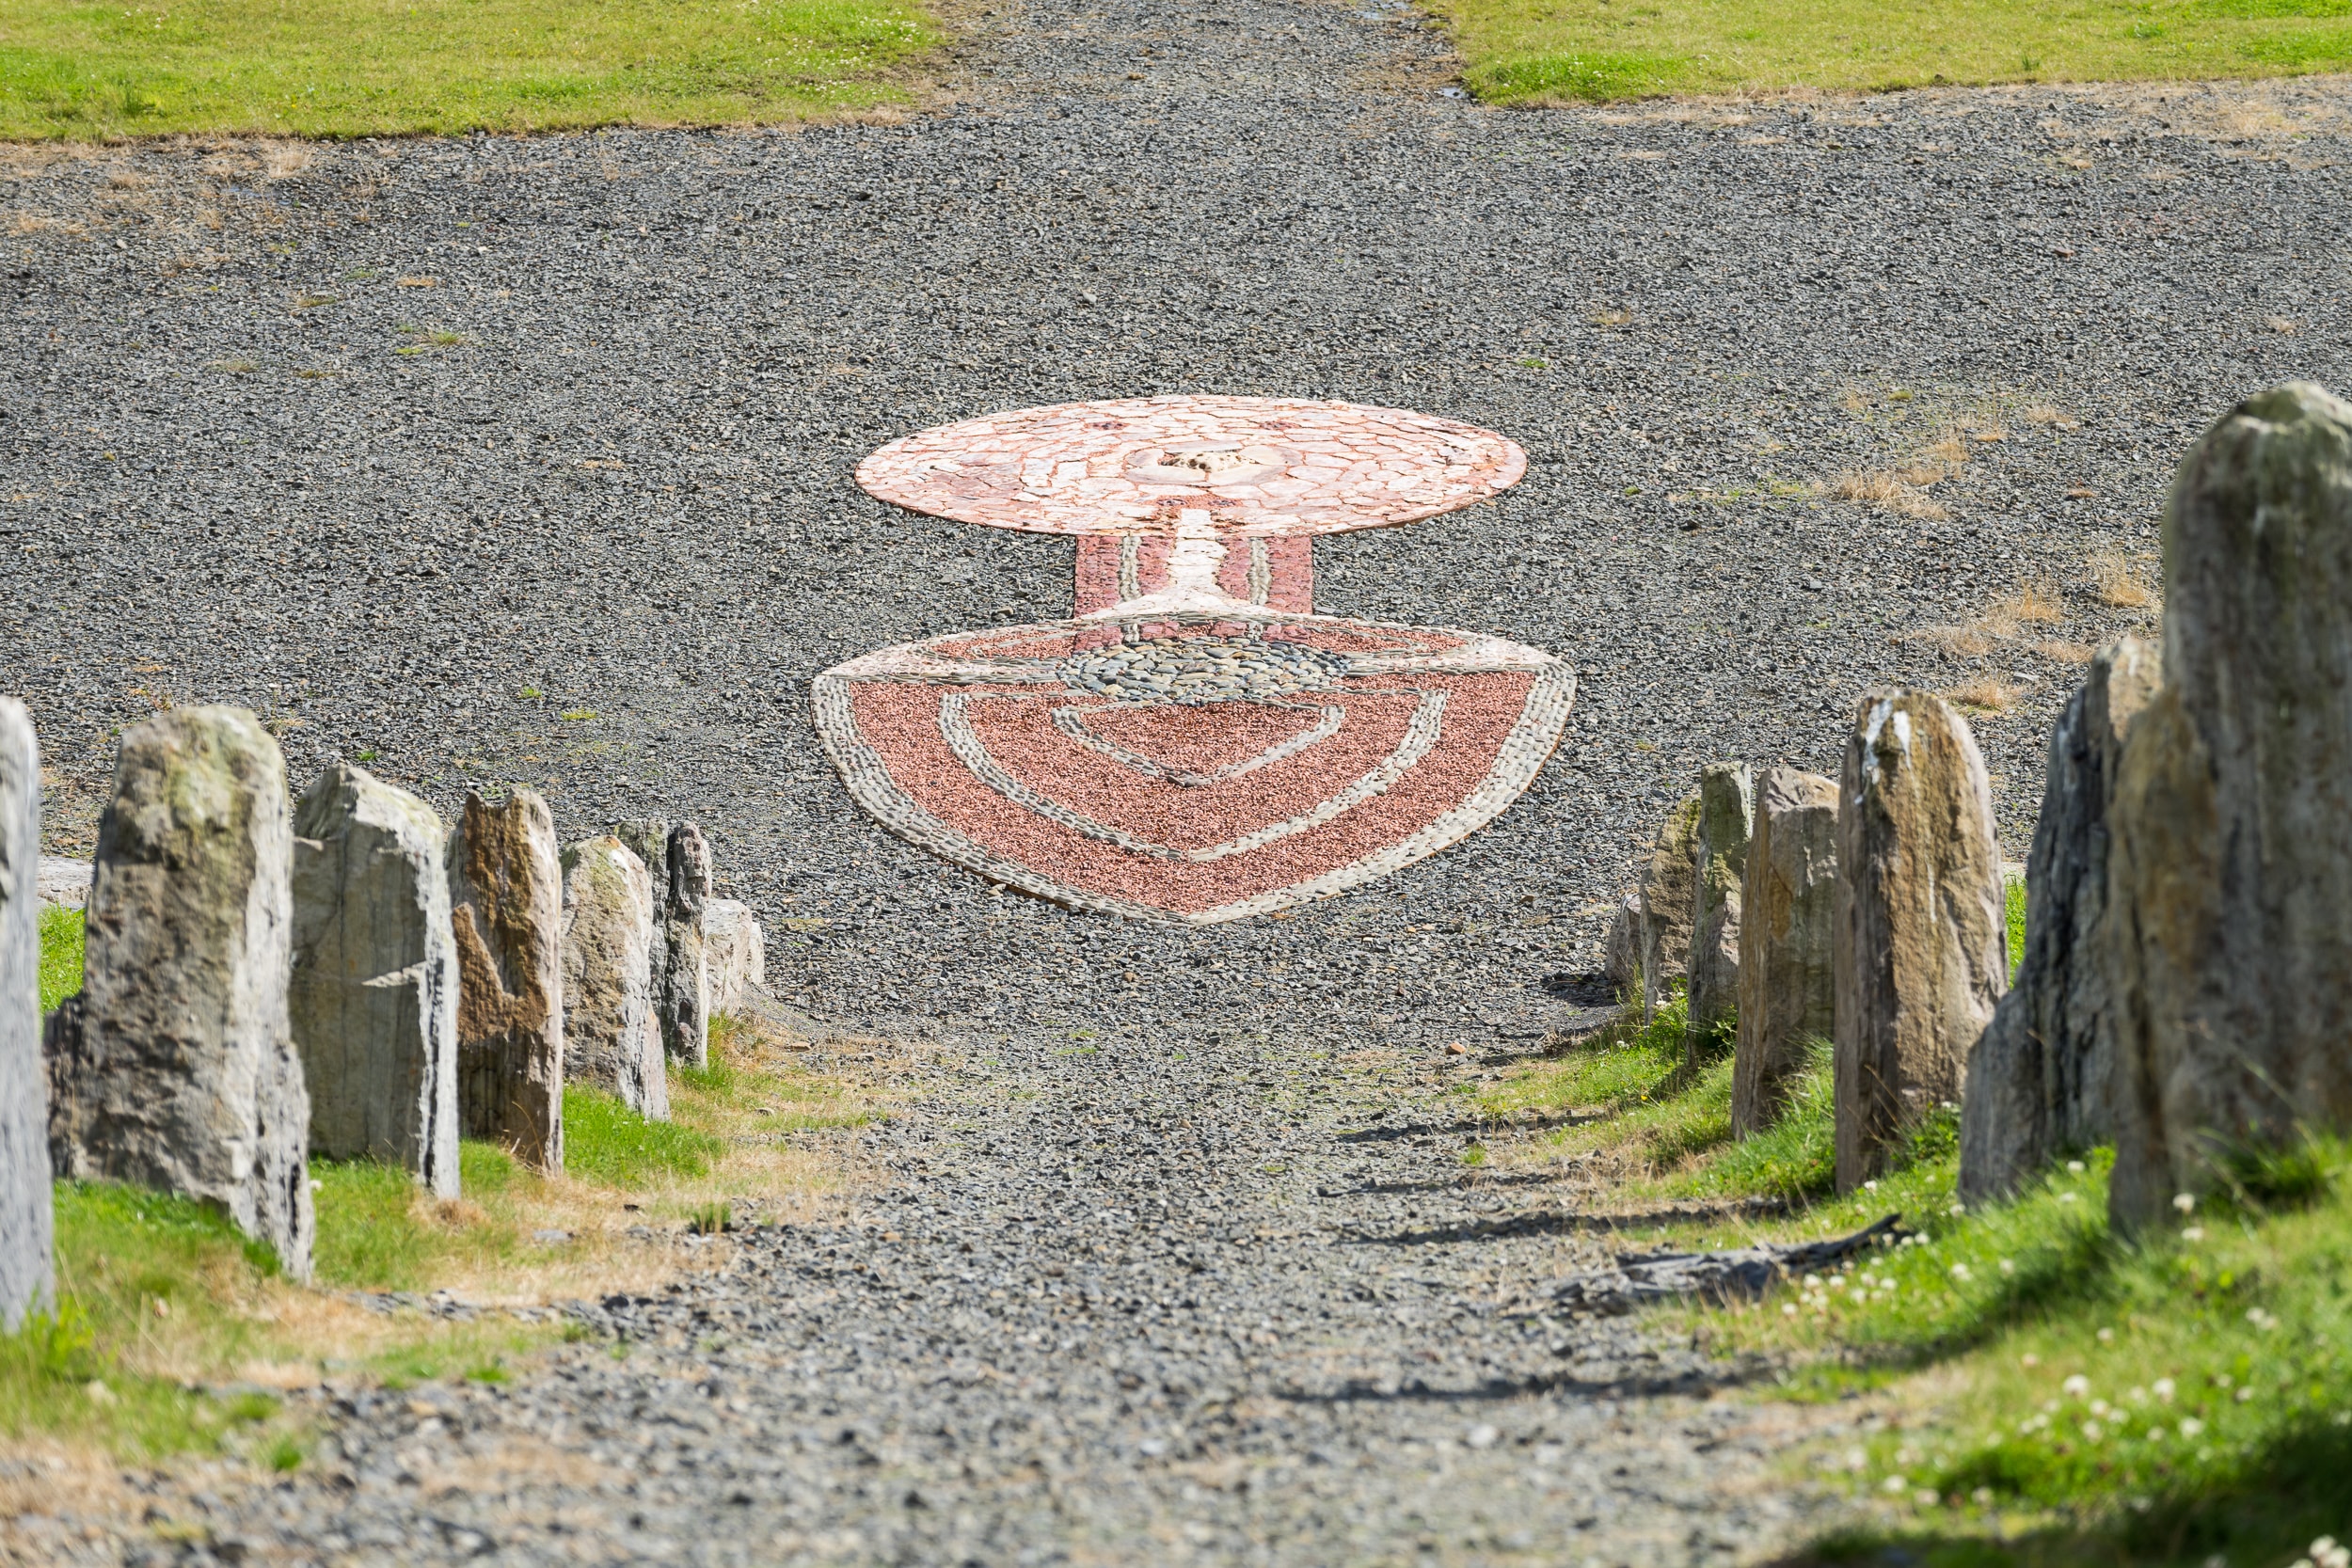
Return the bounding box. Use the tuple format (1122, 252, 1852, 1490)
(1846, 1449, 1868, 1471)
(2063, 1374, 2090, 1399)
(2173, 1193, 2197, 1215)
(1948, 1203, 1964, 1216)
(2098, 1327, 2115, 1343)
(2178, 1418, 2204, 1439)
(2127, 1386, 2148, 1404)
(1882, 1474, 1909, 1494)
(1973, 1486, 1994, 1505)
(2082, 1419, 2106, 1441)
(1949, 1263, 1972, 1282)
(1782, 1303, 1799, 1317)
(2236, 1386, 2254, 1403)
(2058, 1193, 2080, 1205)
(1864, 1180, 1880, 1191)
(2183, 1226, 2205, 1242)
(1915, 1488, 1940, 1508)
(2147, 1427, 2167, 1443)
(2090, 1400, 2111, 1418)
(2067, 1160, 2087, 1174)
(2021, 1353, 2041, 1369)
(2153, 1378, 2175, 1402)
(1999, 1259, 2016, 1275)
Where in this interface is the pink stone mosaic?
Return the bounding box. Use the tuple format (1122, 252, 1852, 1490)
(815, 397, 1572, 925)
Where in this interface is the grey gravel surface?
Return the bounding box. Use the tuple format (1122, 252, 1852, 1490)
(5, 0, 2350, 1559)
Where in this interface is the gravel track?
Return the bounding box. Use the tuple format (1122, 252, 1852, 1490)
(6, 0, 2352, 1560)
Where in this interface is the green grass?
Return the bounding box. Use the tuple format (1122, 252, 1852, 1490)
(2007, 876, 2028, 985)
(1429, 0, 2352, 104)
(39, 902, 83, 1013)
(0, 0, 940, 140)
(562, 1085, 724, 1188)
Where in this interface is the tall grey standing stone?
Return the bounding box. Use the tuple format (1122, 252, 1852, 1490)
(1958, 639, 2160, 1204)
(289, 764, 459, 1198)
(560, 835, 664, 1120)
(1603, 890, 1642, 1001)
(1834, 691, 2007, 1194)
(615, 818, 672, 1074)
(660, 823, 711, 1069)
(702, 897, 765, 1016)
(448, 791, 563, 1170)
(1733, 767, 1838, 1136)
(1685, 762, 1754, 1065)
(0, 702, 53, 1329)
(52, 708, 313, 1278)
(2106, 383, 2352, 1229)
(1638, 793, 1702, 1022)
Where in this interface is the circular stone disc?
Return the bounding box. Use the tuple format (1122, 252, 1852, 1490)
(854, 395, 1527, 537)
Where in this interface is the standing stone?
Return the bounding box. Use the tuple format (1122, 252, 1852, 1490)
(52, 708, 313, 1278)
(615, 818, 672, 1075)
(1732, 767, 1839, 1136)
(559, 836, 664, 1119)
(1833, 691, 2007, 1193)
(448, 791, 563, 1170)
(703, 897, 765, 1016)
(0, 702, 53, 1329)
(1685, 763, 1754, 1064)
(2106, 383, 2352, 1229)
(1637, 793, 1702, 1022)
(1958, 640, 2160, 1204)
(659, 822, 711, 1069)
(289, 764, 459, 1197)
(1602, 890, 1641, 1001)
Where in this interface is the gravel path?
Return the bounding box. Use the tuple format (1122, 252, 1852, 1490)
(7, 0, 2352, 1559)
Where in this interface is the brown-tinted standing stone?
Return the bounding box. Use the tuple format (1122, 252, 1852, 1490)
(1685, 762, 1753, 1065)
(1834, 691, 2007, 1193)
(1732, 767, 1838, 1136)
(1638, 793, 1701, 1022)
(1958, 639, 2159, 1204)
(1603, 890, 1642, 1001)
(2106, 384, 2352, 1228)
(0, 701, 52, 1329)
(447, 790, 563, 1170)
(559, 835, 664, 1119)
(52, 708, 313, 1277)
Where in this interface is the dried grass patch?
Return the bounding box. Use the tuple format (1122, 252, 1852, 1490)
(1830, 467, 1947, 520)
(1943, 678, 2020, 713)
(2034, 639, 2095, 664)
(2090, 549, 2157, 610)
(2022, 404, 2080, 429)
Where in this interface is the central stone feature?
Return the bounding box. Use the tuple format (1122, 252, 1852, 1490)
(819, 395, 1571, 924)
(1058, 632, 1349, 705)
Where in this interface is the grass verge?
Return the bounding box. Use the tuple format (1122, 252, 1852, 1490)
(1486, 981, 2351, 1564)
(1427, 0, 2352, 106)
(0, 0, 941, 140)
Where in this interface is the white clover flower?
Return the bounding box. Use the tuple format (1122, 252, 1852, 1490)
(2058, 1193, 2080, 1205)
(2090, 1400, 2111, 1418)
(2147, 1428, 2167, 1443)
(2153, 1378, 2175, 1402)
(2173, 1193, 2196, 1214)
(1882, 1474, 1909, 1494)
(1864, 1180, 1880, 1192)
(1782, 1303, 1799, 1317)
(1949, 1263, 1972, 1282)
(2236, 1386, 2255, 1403)
(1915, 1489, 1940, 1508)
(2178, 1418, 2204, 1439)
(1999, 1259, 2016, 1275)
(2183, 1226, 2205, 1242)
(2082, 1419, 2106, 1441)
(2098, 1327, 2115, 1343)
(2063, 1374, 2090, 1398)
(1973, 1486, 1994, 1505)
(2067, 1160, 2087, 1174)
(2127, 1386, 2148, 1404)
(1948, 1203, 1964, 1216)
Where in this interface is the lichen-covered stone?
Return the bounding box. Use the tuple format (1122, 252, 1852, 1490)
(1732, 767, 1837, 1136)
(1834, 691, 2006, 1193)
(2106, 383, 2352, 1229)
(0, 701, 53, 1329)
(290, 764, 459, 1197)
(659, 822, 711, 1069)
(1637, 793, 1701, 1022)
(560, 835, 664, 1119)
(53, 707, 313, 1277)
(703, 897, 765, 1016)
(1959, 639, 2159, 1204)
(1685, 762, 1753, 1066)
(448, 790, 563, 1170)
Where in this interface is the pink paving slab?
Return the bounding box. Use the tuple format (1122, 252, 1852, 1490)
(854, 395, 1527, 538)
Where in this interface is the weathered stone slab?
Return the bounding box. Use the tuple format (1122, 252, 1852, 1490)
(448, 790, 563, 1170)
(51, 707, 313, 1277)
(615, 819, 671, 1072)
(1834, 691, 2007, 1193)
(1733, 767, 1838, 1136)
(1958, 639, 2159, 1204)
(703, 897, 764, 1016)
(1603, 889, 1641, 1001)
(560, 835, 664, 1120)
(289, 763, 459, 1197)
(659, 823, 711, 1069)
(0, 701, 53, 1329)
(37, 857, 90, 909)
(1685, 763, 1753, 1065)
(2106, 384, 2352, 1228)
(1637, 792, 1701, 1022)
